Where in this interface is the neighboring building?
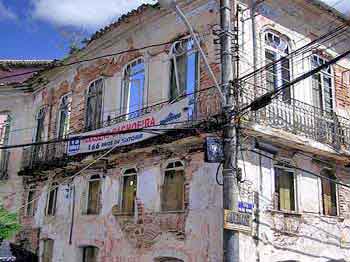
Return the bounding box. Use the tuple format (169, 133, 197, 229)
(0, 0, 350, 262)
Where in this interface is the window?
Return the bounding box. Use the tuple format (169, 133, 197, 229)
(82, 246, 99, 262)
(33, 107, 46, 161)
(57, 93, 72, 138)
(87, 175, 102, 215)
(42, 239, 54, 262)
(274, 161, 295, 211)
(85, 79, 103, 131)
(121, 168, 137, 214)
(321, 169, 337, 216)
(264, 31, 291, 102)
(170, 38, 199, 105)
(46, 183, 58, 216)
(26, 186, 36, 217)
(0, 113, 10, 180)
(311, 55, 334, 113)
(122, 58, 145, 119)
(162, 161, 185, 212)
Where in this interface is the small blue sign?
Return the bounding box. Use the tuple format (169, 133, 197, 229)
(238, 202, 254, 214)
(68, 139, 80, 155)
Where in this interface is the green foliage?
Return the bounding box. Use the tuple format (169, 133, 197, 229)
(0, 205, 21, 240)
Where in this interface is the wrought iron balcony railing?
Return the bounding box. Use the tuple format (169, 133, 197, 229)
(242, 87, 350, 149)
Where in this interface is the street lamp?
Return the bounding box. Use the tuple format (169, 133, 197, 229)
(158, 0, 226, 104)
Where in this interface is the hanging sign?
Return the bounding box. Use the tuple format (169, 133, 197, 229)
(224, 209, 252, 233)
(68, 98, 190, 156)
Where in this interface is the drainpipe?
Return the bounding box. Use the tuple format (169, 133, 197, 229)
(251, 0, 258, 99)
(69, 184, 76, 245)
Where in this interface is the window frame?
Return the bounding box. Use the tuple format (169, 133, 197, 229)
(46, 182, 58, 216)
(25, 185, 36, 217)
(121, 58, 146, 119)
(82, 246, 99, 262)
(42, 239, 54, 262)
(263, 30, 293, 103)
(119, 167, 138, 215)
(169, 37, 200, 103)
(84, 78, 104, 131)
(34, 106, 47, 143)
(57, 93, 72, 139)
(273, 160, 297, 212)
(320, 168, 338, 217)
(310, 54, 335, 113)
(0, 112, 11, 180)
(161, 160, 186, 212)
(86, 174, 103, 215)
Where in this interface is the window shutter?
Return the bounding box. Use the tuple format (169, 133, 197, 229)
(162, 170, 185, 211)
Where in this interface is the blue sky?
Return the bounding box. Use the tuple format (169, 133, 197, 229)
(0, 0, 348, 60)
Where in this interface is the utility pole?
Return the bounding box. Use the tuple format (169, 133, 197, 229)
(220, 0, 239, 261)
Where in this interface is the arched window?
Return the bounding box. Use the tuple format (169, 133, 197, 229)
(46, 182, 58, 216)
(274, 159, 296, 211)
(170, 38, 199, 102)
(162, 161, 185, 211)
(0, 113, 10, 180)
(57, 93, 72, 138)
(320, 168, 337, 216)
(85, 79, 103, 131)
(311, 55, 334, 113)
(42, 239, 54, 262)
(264, 31, 292, 102)
(26, 185, 36, 217)
(122, 58, 145, 119)
(87, 175, 102, 215)
(120, 168, 137, 214)
(82, 246, 99, 262)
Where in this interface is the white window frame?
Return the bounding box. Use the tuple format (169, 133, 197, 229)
(121, 58, 147, 118)
(311, 54, 336, 113)
(57, 92, 72, 139)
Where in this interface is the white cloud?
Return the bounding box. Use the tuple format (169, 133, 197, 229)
(31, 0, 156, 30)
(0, 1, 17, 21)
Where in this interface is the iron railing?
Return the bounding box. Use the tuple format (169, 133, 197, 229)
(21, 141, 68, 170)
(0, 149, 9, 180)
(242, 86, 350, 149)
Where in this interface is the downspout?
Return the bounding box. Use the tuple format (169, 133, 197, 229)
(251, 0, 258, 99)
(69, 184, 76, 245)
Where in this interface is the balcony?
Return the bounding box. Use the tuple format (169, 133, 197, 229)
(243, 87, 350, 150)
(20, 141, 68, 173)
(0, 149, 9, 180)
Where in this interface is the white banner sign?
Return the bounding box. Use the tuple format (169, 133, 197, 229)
(68, 98, 190, 156)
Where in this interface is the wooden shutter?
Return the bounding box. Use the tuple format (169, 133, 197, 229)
(162, 170, 185, 211)
(87, 180, 100, 215)
(122, 175, 137, 214)
(321, 172, 337, 216)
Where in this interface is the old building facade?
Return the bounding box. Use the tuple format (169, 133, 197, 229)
(0, 0, 350, 261)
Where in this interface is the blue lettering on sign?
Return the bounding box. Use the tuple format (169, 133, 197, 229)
(68, 139, 80, 154)
(160, 112, 182, 125)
